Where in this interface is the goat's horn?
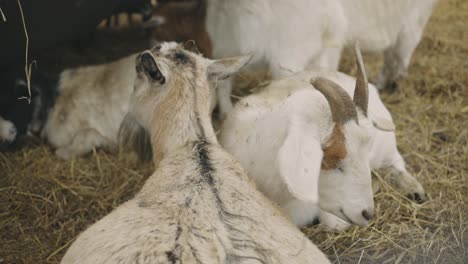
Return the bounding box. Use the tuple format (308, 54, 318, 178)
(310, 77, 358, 124)
(353, 42, 369, 117)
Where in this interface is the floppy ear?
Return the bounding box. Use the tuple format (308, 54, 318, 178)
(277, 121, 322, 204)
(207, 54, 252, 80)
(118, 113, 153, 163)
(372, 116, 396, 131)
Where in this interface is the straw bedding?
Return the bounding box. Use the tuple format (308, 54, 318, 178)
(0, 0, 466, 263)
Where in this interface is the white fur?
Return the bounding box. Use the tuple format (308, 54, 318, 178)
(42, 54, 137, 159)
(219, 70, 426, 231)
(0, 116, 16, 143)
(206, 0, 346, 116)
(338, 0, 439, 89)
(206, 0, 437, 115)
(61, 43, 331, 264)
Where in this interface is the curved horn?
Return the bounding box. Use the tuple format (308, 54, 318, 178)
(353, 43, 369, 116)
(310, 77, 358, 124)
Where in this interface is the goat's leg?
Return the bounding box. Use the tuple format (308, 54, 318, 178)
(55, 128, 111, 160)
(372, 132, 426, 202)
(376, 15, 431, 91)
(386, 153, 427, 203)
(312, 46, 342, 71)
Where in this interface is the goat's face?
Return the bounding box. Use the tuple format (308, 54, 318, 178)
(311, 45, 392, 231)
(318, 113, 376, 230)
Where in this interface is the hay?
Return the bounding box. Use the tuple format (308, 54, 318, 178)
(0, 0, 467, 263)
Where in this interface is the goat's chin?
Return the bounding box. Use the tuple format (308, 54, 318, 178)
(320, 210, 351, 232)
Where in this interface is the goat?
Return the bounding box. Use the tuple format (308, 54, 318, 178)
(41, 54, 138, 160)
(61, 42, 331, 264)
(143, 0, 212, 57)
(205, 0, 437, 116)
(0, 68, 56, 150)
(219, 46, 427, 231)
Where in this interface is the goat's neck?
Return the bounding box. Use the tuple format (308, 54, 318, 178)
(150, 80, 217, 165)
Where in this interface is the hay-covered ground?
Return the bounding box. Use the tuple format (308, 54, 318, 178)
(1, 0, 467, 263)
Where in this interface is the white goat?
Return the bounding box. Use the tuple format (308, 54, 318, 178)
(206, 0, 437, 116)
(42, 54, 139, 160)
(219, 46, 426, 231)
(61, 42, 331, 264)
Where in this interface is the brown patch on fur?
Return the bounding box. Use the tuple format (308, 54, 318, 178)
(321, 125, 347, 170)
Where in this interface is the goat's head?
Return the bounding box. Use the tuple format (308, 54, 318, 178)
(0, 69, 56, 150)
(119, 42, 250, 162)
(310, 45, 394, 231)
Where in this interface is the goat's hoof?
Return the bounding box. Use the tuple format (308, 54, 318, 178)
(407, 192, 427, 204)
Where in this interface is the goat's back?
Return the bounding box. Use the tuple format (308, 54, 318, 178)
(62, 142, 330, 263)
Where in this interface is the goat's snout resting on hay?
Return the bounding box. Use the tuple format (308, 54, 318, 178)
(206, 0, 438, 116)
(219, 45, 427, 231)
(61, 42, 331, 264)
(41, 54, 139, 160)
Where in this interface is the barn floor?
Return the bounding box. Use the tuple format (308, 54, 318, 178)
(1, 0, 467, 263)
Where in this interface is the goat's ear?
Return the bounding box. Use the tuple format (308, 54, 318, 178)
(372, 116, 395, 131)
(277, 122, 322, 204)
(118, 113, 153, 163)
(207, 54, 252, 80)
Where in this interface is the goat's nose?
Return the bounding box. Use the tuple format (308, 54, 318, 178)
(361, 209, 374, 221)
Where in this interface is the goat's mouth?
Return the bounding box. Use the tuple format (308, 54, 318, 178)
(338, 208, 355, 224)
(320, 207, 353, 225)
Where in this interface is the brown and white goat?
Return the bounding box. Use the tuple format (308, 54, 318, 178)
(219, 46, 426, 231)
(61, 42, 331, 263)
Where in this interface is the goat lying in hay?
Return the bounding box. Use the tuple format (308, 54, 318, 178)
(219, 45, 427, 231)
(61, 42, 331, 263)
(41, 54, 139, 160)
